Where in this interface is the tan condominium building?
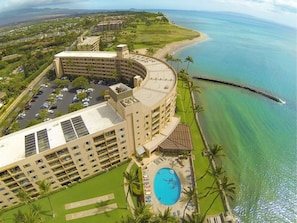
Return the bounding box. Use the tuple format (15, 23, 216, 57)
(95, 20, 123, 32)
(77, 36, 100, 51)
(0, 44, 179, 209)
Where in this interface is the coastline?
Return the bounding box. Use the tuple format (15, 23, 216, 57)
(150, 31, 236, 220)
(153, 32, 209, 60)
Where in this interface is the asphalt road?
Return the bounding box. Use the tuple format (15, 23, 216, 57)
(18, 81, 109, 129)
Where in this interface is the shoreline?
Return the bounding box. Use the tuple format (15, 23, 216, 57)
(153, 32, 209, 60)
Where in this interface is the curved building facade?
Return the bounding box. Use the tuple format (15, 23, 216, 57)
(0, 44, 179, 209)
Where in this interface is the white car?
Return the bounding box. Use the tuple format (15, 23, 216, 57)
(48, 110, 54, 114)
(83, 102, 89, 107)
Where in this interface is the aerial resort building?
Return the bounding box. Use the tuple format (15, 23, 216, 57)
(77, 36, 100, 51)
(0, 44, 182, 209)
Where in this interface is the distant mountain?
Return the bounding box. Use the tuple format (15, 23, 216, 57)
(0, 8, 100, 28)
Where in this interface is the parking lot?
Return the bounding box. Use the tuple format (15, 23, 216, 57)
(18, 81, 109, 129)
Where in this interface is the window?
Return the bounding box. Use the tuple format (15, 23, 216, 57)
(23, 164, 31, 168)
(72, 146, 78, 150)
(35, 159, 43, 164)
(74, 152, 81, 156)
(43, 171, 50, 175)
(27, 170, 34, 174)
(86, 148, 92, 152)
(39, 165, 46, 169)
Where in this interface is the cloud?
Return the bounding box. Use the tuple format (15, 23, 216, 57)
(1, 0, 81, 12)
(274, 0, 297, 13)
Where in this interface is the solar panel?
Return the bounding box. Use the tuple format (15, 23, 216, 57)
(37, 129, 50, 152)
(61, 120, 77, 142)
(25, 133, 36, 157)
(71, 116, 89, 138)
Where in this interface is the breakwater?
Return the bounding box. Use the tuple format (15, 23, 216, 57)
(193, 76, 285, 104)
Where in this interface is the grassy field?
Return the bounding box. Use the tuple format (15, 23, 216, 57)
(0, 163, 131, 223)
(113, 20, 200, 51)
(176, 80, 225, 215)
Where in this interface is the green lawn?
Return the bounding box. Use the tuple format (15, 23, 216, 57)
(176, 80, 225, 215)
(1, 163, 131, 223)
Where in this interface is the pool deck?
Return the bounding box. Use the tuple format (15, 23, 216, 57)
(140, 153, 196, 218)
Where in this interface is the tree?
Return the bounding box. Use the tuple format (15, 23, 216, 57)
(123, 170, 139, 209)
(186, 81, 200, 113)
(53, 78, 69, 88)
(76, 92, 87, 101)
(203, 176, 235, 217)
(200, 166, 226, 199)
(190, 104, 204, 127)
(198, 144, 225, 181)
(174, 58, 182, 72)
(133, 202, 152, 222)
(72, 76, 89, 89)
(36, 179, 55, 218)
(38, 109, 48, 121)
(68, 102, 84, 113)
(156, 207, 179, 223)
(182, 213, 204, 223)
(165, 53, 174, 65)
(111, 70, 120, 82)
(16, 189, 32, 208)
(182, 187, 197, 220)
(184, 56, 194, 72)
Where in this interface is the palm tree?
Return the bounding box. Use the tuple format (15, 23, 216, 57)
(36, 180, 55, 218)
(182, 212, 204, 223)
(198, 144, 225, 181)
(200, 166, 226, 199)
(203, 176, 235, 217)
(123, 170, 139, 209)
(174, 58, 182, 72)
(190, 104, 204, 127)
(13, 210, 25, 223)
(184, 56, 194, 72)
(16, 189, 32, 208)
(156, 207, 179, 223)
(133, 202, 152, 222)
(182, 187, 197, 219)
(165, 53, 174, 66)
(186, 81, 201, 113)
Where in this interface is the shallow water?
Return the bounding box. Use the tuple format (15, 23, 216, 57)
(163, 10, 296, 222)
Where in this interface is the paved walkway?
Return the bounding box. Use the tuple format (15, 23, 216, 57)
(124, 160, 136, 214)
(65, 203, 118, 221)
(65, 193, 115, 210)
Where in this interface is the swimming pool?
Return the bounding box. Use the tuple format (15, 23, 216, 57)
(154, 167, 181, 205)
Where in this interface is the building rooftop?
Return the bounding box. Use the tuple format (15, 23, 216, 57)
(130, 54, 176, 107)
(77, 36, 99, 46)
(0, 102, 124, 168)
(55, 51, 117, 59)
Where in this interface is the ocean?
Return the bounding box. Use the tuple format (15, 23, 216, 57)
(163, 10, 296, 222)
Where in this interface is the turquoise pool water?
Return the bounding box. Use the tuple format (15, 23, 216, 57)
(154, 168, 181, 205)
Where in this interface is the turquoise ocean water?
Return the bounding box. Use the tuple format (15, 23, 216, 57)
(162, 10, 296, 222)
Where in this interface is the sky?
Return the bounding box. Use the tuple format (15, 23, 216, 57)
(0, 0, 296, 28)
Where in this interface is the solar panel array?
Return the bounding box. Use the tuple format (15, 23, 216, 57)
(61, 119, 77, 142)
(37, 129, 50, 152)
(24, 116, 89, 157)
(25, 133, 36, 157)
(61, 116, 89, 142)
(71, 116, 89, 138)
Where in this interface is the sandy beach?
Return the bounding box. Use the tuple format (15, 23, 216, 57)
(153, 32, 208, 60)
(135, 32, 208, 60)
